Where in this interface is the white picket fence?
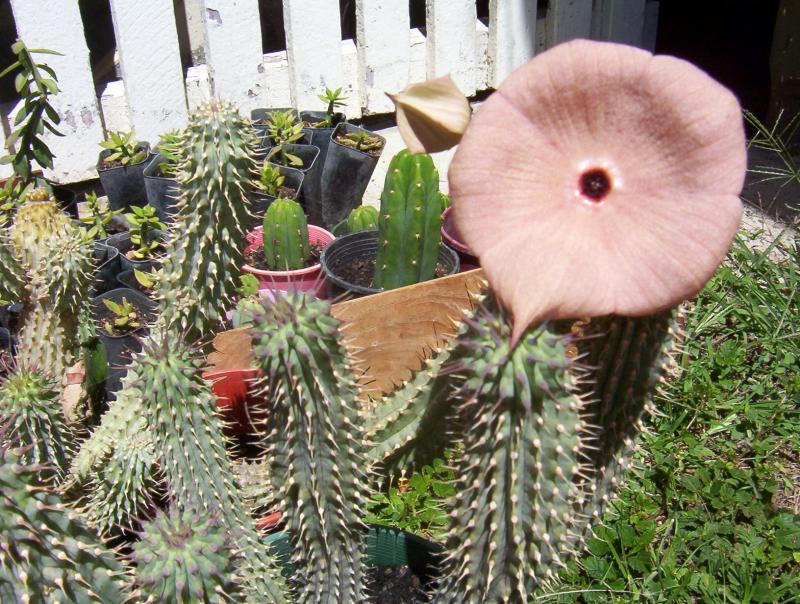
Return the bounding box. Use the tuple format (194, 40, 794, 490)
(1, 0, 659, 184)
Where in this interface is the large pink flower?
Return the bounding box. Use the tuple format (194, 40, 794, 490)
(449, 40, 746, 343)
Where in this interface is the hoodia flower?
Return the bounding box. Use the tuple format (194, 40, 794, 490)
(448, 39, 747, 344)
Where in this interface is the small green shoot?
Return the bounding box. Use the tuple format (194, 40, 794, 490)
(133, 268, 160, 291)
(80, 191, 122, 240)
(315, 87, 348, 127)
(100, 131, 148, 167)
(258, 164, 286, 197)
(266, 110, 304, 167)
(125, 205, 166, 260)
(101, 297, 143, 336)
(337, 132, 383, 153)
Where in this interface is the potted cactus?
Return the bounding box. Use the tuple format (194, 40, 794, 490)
(250, 162, 305, 228)
(331, 204, 379, 236)
(143, 129, 181, 222)
(242, 197, 334, 295)
(321, 149, 458, 297)
(97, 130, 151, 211)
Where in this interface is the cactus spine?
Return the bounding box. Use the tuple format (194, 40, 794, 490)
(374, 149, 445, 290)
(132, 508, 242, 603)
(158, 101, 257, 338)
(346, 205, 379, 233)
(0, 235, 24, 303)
(0, 441, 128, 603)
(250, 292, 370, 604)
(262, 197, 309, 270)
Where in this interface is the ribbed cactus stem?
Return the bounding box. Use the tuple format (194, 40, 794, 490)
(158, 100, 257, 338)
(346, 205, 379, 233)
(433, 296, 587, 603)
(374, 150, 445, 290)
(262, 197, 309, 270)
(250, 291, 370, 604)
(0, 370, 71, 478)
(0, 236, 24, 303)
(0, 442, 128, 602)
(132, 508, 242, 603)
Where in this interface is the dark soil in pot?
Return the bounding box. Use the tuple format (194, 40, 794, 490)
(367, 565, 426, 603)
(244, 244, 323, 271)
(97, 143, 151, 212)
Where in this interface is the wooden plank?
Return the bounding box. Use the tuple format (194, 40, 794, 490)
(331, 269, 487, 396)
(489, 0, 537, 86)
(202, 0, 266, 113)
(355, 0, 410, 114)
(9, 0, 105, 183)
(283, 0, 344, 110)
(185, 65, 213, 111)
(642, 0, 660, 52)
(99, 81, 132, 134)
(109, 0, 188, 143)
(426, 0, 478, 96)
(594, 0, 647, 46)
(262, 51, 293, 108)
(341, 40, 361, 119)
(546, 0, 593, 48)
(207, 269, 487, 398)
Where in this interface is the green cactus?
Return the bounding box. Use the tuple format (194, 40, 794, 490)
(262, 197, 310, 270)
(132, 508, 242, 603)
(250, 291, 370, 603)
(374, 149, 446, 290)
(0, 370, 71, 477)
(0, 235, 24, 303)
(0, 440, 128, 603)
(158, 100, 257, 338)
(346, 205, 379, 233)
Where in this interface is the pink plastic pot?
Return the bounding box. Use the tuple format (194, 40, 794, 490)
(242, 225, 335, 297)
(441, 207, 480, 271)
(202, 368, 263, 436)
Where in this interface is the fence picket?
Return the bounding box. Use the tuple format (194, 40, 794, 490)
(283, 0, 345, 111)
(489, 0, 537, 86)
(593, 0, 647, 46)
(9, 0, 105, 182)
(355, 0, 410, 114)
(202, 0, 266, 112)
(427, 0, 478, 96)
(109, 0, 187, 143)
(546, 0, 593, 47)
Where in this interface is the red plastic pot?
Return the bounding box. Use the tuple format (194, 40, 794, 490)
(202, 368, 262, 436)
(242, 225, 335, 297)
(441, 207, 480, 271)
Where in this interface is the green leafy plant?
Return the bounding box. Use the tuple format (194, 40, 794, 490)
(337, 132, 383, 153)
(266, 110, 304, 167)
(315, 86, 347, 127)
(125, 204, 166, 260)
(101, 297, 143, 336)
(365, 457, 456, 541)
(258, 163, 286, 197)
(155, 129, 182, 178)
(100, 130, 148, 167)
(0, 40, 63, 192)
(80, 191, 122, 240)
(133, 267, 160, 292)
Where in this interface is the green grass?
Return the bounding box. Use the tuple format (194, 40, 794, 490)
(539, 228, 800, 603)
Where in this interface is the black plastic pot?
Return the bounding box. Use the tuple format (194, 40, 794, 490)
(97, 143, 151, 212)
(143, 153, 179, 222)
(106, 230, 165, 273)
(92, 240, 121, 296)
(318, 123, 385, 229)
(52, 185, 78, 218)
(250, 165, 305, 228)
(320, 230, 460, 298)
(92, 287, 156, 398)
(299, 110, 345, 226)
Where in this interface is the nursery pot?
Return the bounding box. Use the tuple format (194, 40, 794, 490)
(264, 524, 442, 588)
(92, 240, 121, 297)
(249, 164, 305, 229)
(97, 143, 151, 212)
(441, 207, 480, 271)
(202, 368, 263, 436)
(320, 230, 460, 298)
(299, 110, 345, 226)
(267, 143, 319, 174)
(52, 185, 78, 218)
(143, 153, 179, 222)
(242, 225, 334, 297)
(92, 287, 156, 399)
(106, 230, 167, 273)
(318, 122, 385, 229)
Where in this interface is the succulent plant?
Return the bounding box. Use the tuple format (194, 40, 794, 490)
(157, 100, 258, 339)
(125, 204, 166, 260)
(258, 163, 286, 197)
(101, 296, 144, 336)
(345, 205, 379, 233)
(314, 87, 347, 127)
(0, 438, 128, 602)
(132, 508, 242, 603)
(100, 130, 148, 166)
(156, 128, 182, 177)
(0, 235, 25, 304)
(250, 291, 370, 603)
(262, 197, 310, 271)
(0, 369, 71, 477)
(373, 149, 447, 290)
(80, 191, 122, 240)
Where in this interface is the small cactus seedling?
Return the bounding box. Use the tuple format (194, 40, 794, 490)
(259, 163, 286, 197)
(314, 86, 348, 127)
(125, 204, 166, 260)
(132, 508, 242, 603)
(101, 297, 144, 336)
(345, 205, 379, 233)
(80, 191, 122, 240)
(374, 149, 447, 290)
(262, 197, 310, 271)
(100, 130, 148, 166)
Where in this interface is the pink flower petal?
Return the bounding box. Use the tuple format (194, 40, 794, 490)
(449, 40, 746, 343)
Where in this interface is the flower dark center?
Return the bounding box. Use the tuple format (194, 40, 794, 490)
(579, 169, 611, 202)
